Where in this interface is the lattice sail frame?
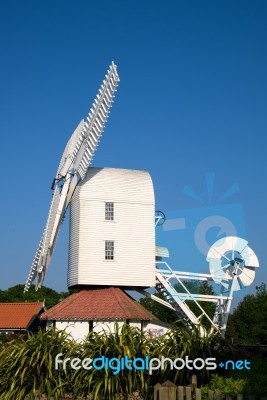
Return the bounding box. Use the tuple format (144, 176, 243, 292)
(24, 62, 119, 292)
(139, 230, 260, 337)
(207, 236, 259, 291)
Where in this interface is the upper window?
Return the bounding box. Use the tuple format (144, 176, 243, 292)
(105, 202, 114, 221)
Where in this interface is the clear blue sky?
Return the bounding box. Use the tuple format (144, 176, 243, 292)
(0, 1, 266, 303)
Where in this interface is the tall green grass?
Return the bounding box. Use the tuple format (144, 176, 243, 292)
(0, 329, 77, 399)
(0, 324, 229, 399)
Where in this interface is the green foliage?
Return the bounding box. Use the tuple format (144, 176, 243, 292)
(226, 282, 267, 344)
(201, 374, 247, 396)
(70, 322, 150, 399)
(204, 359, 267, 398)
(0, 284, 73, 309)
(256, 282, 267, 296)
(0, 324, 224, 399)
(139, 295, 179, 326)
(0, 328, 77, 400)
(0, 333, 8, 343)
(230, 358, 267, 397)
(174, 281, 216, 329)
(139, 281, 216, 330)
(70, 323, 225, 398)
(148, 325, 223, 387)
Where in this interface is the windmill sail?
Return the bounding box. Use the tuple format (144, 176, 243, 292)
(207, 236, 259, 292)
(24, 62, 120, 292)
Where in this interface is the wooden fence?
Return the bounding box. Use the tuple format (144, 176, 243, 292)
(154, 380, 225, 400)
(154, 375, 267, 400)
(26, 374, 267, 399)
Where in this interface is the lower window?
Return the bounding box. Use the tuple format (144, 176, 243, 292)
(105, 240, 114, 260)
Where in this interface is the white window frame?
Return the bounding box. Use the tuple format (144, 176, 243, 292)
(105, 202, 114, 221)
(105, 240, 114, 260)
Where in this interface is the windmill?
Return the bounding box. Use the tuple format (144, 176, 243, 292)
(24, 62, 259, 337)
(140, 233, 259, 336)
(24, 62, 120, 292)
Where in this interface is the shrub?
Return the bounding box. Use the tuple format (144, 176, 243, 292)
(201, 374, 247, 397)
(70, 322, 150, 399)
(0, 328, 78, 400)
(0, 323, 229, 400)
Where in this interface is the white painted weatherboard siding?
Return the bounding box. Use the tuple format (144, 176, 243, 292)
(46, 320, 169, 342)
(68, 167, 155, 288)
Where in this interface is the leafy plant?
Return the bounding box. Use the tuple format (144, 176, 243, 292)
(0, 323, 230, 400)
(226, 282, 267, 344)
(148, 324, 223, 387)
(0, 328, 77, 400)
(0, 284, 74, 309)
(70, 322, 150, 399)
(201, 374, 247, 396)
(0, 333, 8, 343)
(230, 358, 267, 397)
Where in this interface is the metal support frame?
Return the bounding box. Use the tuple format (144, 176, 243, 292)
(140, 261, 234, 337)
(152, 215, 260, 337)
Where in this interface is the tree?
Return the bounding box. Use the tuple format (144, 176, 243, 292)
(226, 282, 267, 344)
(139, 295, 179, 326)
(174, 280, 216, 328)
(0, 285, 73, 309)
(139, 280, 216, 329)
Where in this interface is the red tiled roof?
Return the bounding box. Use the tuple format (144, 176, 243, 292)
(0, 302, 44, 329)
(41, 288, 156, 321)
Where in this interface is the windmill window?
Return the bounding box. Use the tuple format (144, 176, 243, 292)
(105, 240, 114, 260)
(105, 202, 114, 220)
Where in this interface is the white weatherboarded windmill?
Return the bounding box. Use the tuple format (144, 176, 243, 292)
(68, 167, 155, 289)
(24, 62, 260, 339)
